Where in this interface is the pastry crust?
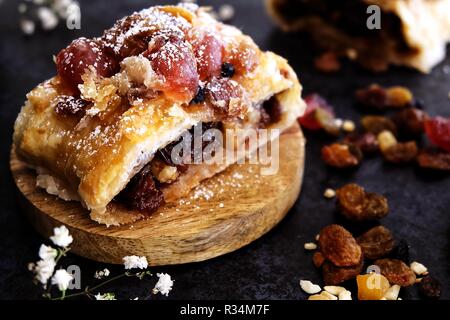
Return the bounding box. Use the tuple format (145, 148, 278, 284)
(267, 0, 450, 72)
(13, 4, 305, 225)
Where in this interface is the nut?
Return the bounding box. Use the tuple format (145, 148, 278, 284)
(324, 188, 336, 199)
(324, 286, 346, 296)
(342, 120, 356, 132)
(383, 284, 401, 300)
(300, 280, 321, 294)
(304, 242, 318, 250)
(410, 261, 428, 276)
(338, 290, 352, 300)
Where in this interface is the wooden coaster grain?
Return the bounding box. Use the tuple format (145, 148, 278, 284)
(10, 124, 305, 265)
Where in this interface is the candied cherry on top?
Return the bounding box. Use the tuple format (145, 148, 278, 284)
(147, 38, 199, 102)
(190, 31, 224, 80)
(55, 38, 118, 92)
(424, 116, 450, 152)
(298, 94, 334, 130)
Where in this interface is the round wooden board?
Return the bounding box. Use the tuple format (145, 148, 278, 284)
(11, 124, 305, 266)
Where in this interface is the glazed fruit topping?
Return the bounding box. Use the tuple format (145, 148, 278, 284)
(336, 183, 389, 221)
(55, 38, 118, 93)
(424, 116, 450, 152)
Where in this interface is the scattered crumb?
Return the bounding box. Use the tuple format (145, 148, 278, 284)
(304, 242, 317, 250)
(334, 118, 343, 128)
(315, 234, 320, 241)
(342, 120, 355, 133)
(346, 48, 358, 60)
(20, 19, 35, 35)
(323, 188, 336, 199)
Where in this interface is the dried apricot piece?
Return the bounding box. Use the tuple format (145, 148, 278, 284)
(361, 116, 397, 135)
(419, 275, 441, 299)
(417, 150, 450, 171)
(336, 184, 389, 221)
(312, 251, 325, 268)
(382, 141, 418, 163)
(319, 225, 362, 267)
(356, 273, 390, 300)
(321, 143, 362, 168)
(357, 226, 395, 260)
(374, 258, 416, 287)
(322, 258, 363, 285)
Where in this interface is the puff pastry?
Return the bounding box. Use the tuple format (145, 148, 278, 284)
(13, 4, 305, 226)
(267, 0, 450, 72)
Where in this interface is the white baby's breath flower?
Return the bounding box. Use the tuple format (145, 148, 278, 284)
(39, 244, 58, 261)
(51, 269, 73, 291)
(95, 292, 116, 300)
(123, 256, 148, 270)
(50, 226, 73, 248)
(152, 273, 174, 297)
(34, 259, 56, 285)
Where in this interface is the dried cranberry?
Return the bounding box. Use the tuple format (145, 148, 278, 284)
(374, 258, 416, 287)
(221, 62, 235, 78)
(419, 275, 441, 299)
(56, 38, 118, 92)
(393, 108, 428, 137)
(319, 224, 362, 267)
(54, 96, 88, 118)
(321, 143, 362, 168)
(357, 226, 395, 260)
(424, 117, 450, 152)
(417, 150, 450, 171)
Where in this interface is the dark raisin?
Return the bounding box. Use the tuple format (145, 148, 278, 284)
(393, 108, 428, 136)
(55, 96, 88, 118)
(417, 150, 450, 171)
(312, 251, 325, 268)
(343, 132, 379, 155)
(374, 258, 416, 287)
(261, 96, 282, 126)
(361, 116, 397, 135)
(190, 86, 206, 104)
(390, 239, 410, 263)
(221, 62, 235, 78)
(357, 226, 395, 260)
(119, 165, 164, 214)
(355, 84, 387, 110)
(419, 275, 441, 299)
(322, 258, 364, 285)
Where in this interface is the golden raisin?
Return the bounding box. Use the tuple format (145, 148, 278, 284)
(357, 226, 395, 260)
(323, 258, 364, 285)
(321, 143, 362, 168)
(361, 116, 397, 135)
(374, 258, 416, 287)
(312, 251, 326, 268)
(417, 150, 450, 171)
(319, 225, 362, 267)
(382, 141, 418, 163)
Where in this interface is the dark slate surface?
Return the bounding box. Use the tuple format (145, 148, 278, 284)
(0, 0, 448, 300)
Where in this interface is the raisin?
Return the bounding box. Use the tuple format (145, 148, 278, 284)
(119, 165, 164, 214)
(314, 52, 341, 73)
(374, 258, 416, 287)
(321, 143, 362, 168)
(389, 239, 410, 263)
(54, 96, 88, 118)
(356, 273, 390, 300)
(312, 251, 325, 268)
(336, 184, 389, 221)
(419, 275, 441, 299)
(205, 78, 247, 118)
(417, 150, 450, 171)
(356, 84, 413, 110)
(322, 258, 364, 285)
(190, 86, 206, 105)
(221, 62, 235, 78)
(382, 141, 418, 163)
(260, 96, 282, 126)
(357, 226, 395, 260)
(361, 116, 397, 135)
(393, 108, 428, 137)
(316, 108, 341, 136)
(319, 224, 362, 267)
(343, 132, 379, 155)
(424, 117, 450, 152)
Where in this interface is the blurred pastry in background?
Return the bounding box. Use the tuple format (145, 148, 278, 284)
(266, 0, 450, 73)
